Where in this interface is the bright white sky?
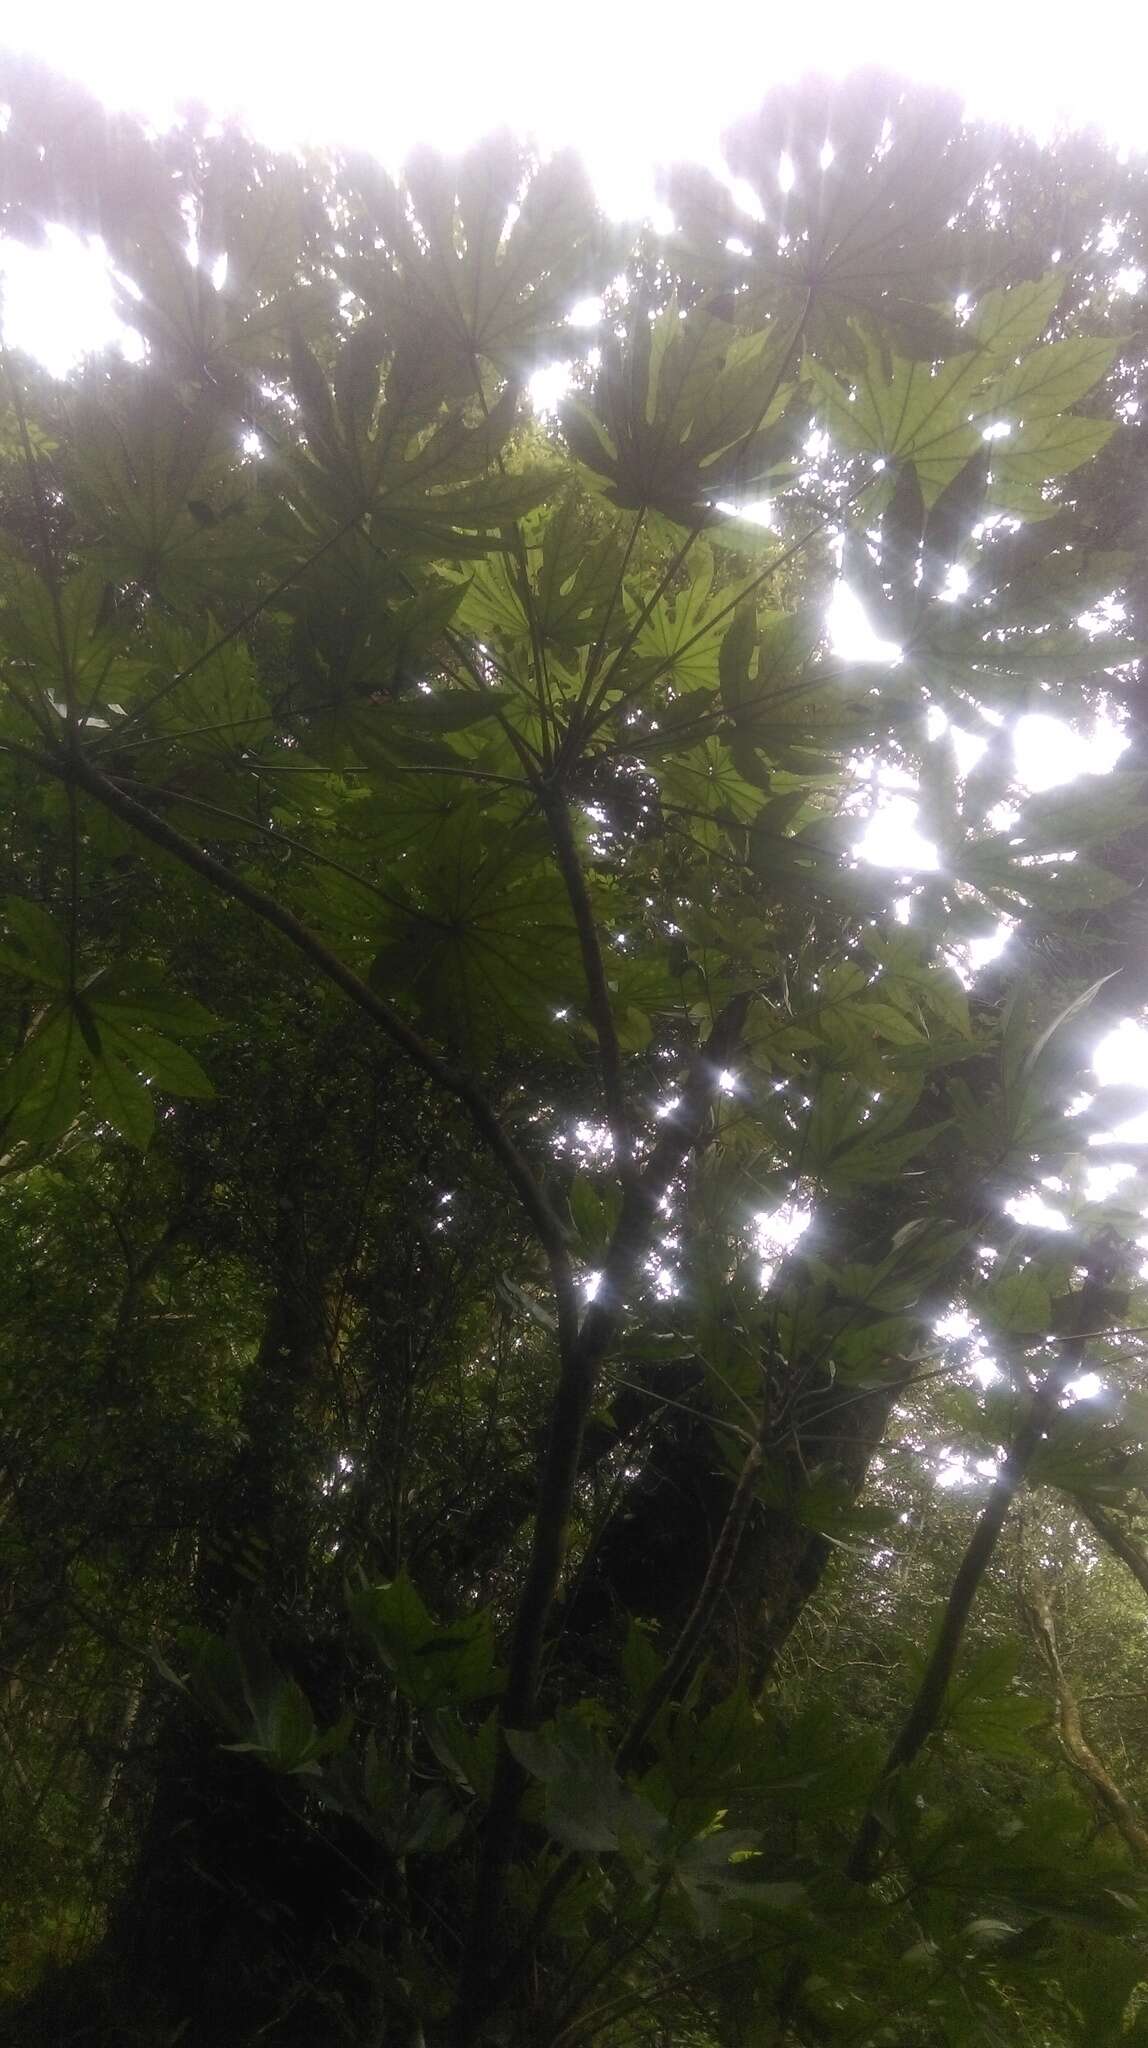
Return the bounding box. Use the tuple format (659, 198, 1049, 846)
(6, 2, 1148, 210)
(3, 5, 1148, 1109)
(5, 3, 1148, 371)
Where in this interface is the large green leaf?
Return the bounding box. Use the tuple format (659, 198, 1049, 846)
(0, 897, 70, 988)
(86, 1038, 155, 1149)
(506, 1719, 664, 1856)
(668, 74, 974, 366)
(561, 297, 800, 525)
(370, 815, 583, 1047)
(811, 313, 1118, 509)
(342, 135, 611, 374)
(0, 1005, 84, 1157)
(349, 1571, 504, 1710)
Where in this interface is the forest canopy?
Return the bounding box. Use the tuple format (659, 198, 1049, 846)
(4, 54, 1148, 2048)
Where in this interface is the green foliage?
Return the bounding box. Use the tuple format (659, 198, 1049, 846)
(3, 57, 1148, 2048)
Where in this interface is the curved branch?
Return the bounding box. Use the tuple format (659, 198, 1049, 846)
(1024, 1581, 1148, 1862)
(1081, 1499, 1148, 1604)
(846, 1243, 1124, 1886)
(454, 991, 750, 2042)
(26, 744, 572, 1274)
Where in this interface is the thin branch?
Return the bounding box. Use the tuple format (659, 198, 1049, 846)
(576, 505, 645, 714)
(453, 990, 750, 2043)
(26, 742, 571, 1273)
(544, 787, 633, 1180)
(616, 1414, 764, 1773)
(845, 1240, 1125, 1886)
(1024, 1580, 1148, 1862)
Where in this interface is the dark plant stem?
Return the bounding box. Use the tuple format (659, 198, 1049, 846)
(616, 1423, 764, 1773)
(846, 1240, 1123, 1885)
(453, 993, 749, 2044)
(27, 744, 572, 1278)
(1081, 1498, 1148, 1603)
(543, 786, 633, 1180)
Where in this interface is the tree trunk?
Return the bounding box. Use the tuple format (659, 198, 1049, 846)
(560, 1356, 906, 1695)
(19, 1185, 366, 2046)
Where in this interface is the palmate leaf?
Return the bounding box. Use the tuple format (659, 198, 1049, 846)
(977, 1265, 1053, 1337)
(717, 604, 825, 731)
(86, 1040, 155, 1150)
(284, 578, 475, 762)
(82, 965, 216, 1039)
(826, 1117, 950, 1188)
(192, 156, 329, 367)
(0, 398, 54, 462)
(283, 340, 559, 555)
(533, 490, 630, 652)
(660, 736, 764, 840)
(341, 134, 612, 376)
(0, 1005, 84, 1157)
(560, 297, 800, 526)
(0, 896, 70, 987)
(913, 612, 1141, 714)
(454, 551, 534, 663)
(961, 836, 1130, 917)
(61, 380, 259, 602)
(918, 1810, 1145, 1937)
(111, 164, 328, 390)
(1008, 771, 1148, 854)
(747, 814, 894, 919)
(506, 1719, 665, 1857)
(174, 1623, 349, 1778)
(350, 1570, 503, 1710)
(966, 272, 1066, 357)
(810, 344, 983, 504)
(811, 315, 1119, 509)
(799, 1063, 945, 1190)
(343, 693, 514, 795)
(0, 956, 217, 1157)
(971, 532, 1133, 632)
(0, 562, 127, 715)
(454, 489, 631, 675)
(1028, 1407, 1146, 1504)
(629, 544, 761, 691)
(91, 1016, 214, 1102)
(666, 73, 974, 369)
(288, 558, 460, 722)
(991, 335, 1120, 420)
(344, 780, 503, 866)
(135, 618, 271, 760)
(370, 814, 583, 1048)
(984, 415, 1117, 519)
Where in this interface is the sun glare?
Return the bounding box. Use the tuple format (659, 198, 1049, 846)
(0, 224, 142, 378)
(1095, 1019, 1148, 1089)
(827, 585, 902, 666)
(854, 796, 939, 874)
(1013, 711, 1129, 793)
